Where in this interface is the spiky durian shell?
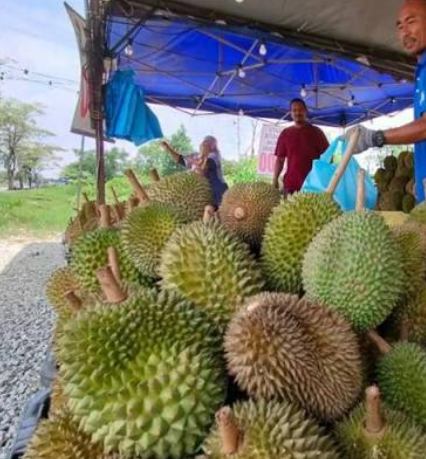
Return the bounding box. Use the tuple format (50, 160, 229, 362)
(302, 211, 404, 332)
(46, 267, 84, 313)
(377, 211, 409, 227)
(23, 409, 115, 459)
(159, 220, 264, 330)
(146, 172, 214, 221)
(218, 182, 281, 247)
(409, 201, 426, 225)
(384, 156, 397, 172)
(121, 202, 188, 278)
(335, 402, 426, 459)
(261, 193, 341, 294)
(50, 377, 68, 416)
(389, 176, 409, 193)
(200, 399, 340, 459)
(377, 342, 426, 428)
(398, 283, 426, 344)
(225, 293, 363, 421)
(391, 222, 426, 303)
(59, 289, 226, 459)
(70, 228, 144, 293)
(402, 194, 416, 213)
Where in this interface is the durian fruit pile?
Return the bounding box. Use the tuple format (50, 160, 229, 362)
(34, 166, 426, 459)
(375, 151, 416, 212)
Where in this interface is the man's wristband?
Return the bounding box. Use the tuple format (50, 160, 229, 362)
(373, 130, 386, 148)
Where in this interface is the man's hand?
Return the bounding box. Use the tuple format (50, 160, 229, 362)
(342, 126, 378, 155)
(160, 140, 170, 150)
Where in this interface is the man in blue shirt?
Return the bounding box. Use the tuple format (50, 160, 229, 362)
(345, 0, 426, 201)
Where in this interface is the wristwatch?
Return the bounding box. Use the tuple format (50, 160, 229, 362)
(373, 130, 386, 148)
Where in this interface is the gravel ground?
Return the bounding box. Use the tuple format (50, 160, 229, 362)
(0, 240, 64, 459)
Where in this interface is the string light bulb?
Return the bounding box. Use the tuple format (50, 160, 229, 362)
(235, 0, 245, 3)
(124, 38, 134, 57)
(300, 84, 307, 98)
(259, 42, 268, 56)
(237, 66, 246, 78)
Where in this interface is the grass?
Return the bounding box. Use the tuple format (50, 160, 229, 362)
(0, 185, 78, 238)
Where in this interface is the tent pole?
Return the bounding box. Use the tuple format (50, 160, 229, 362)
(88, 0, 106, 205)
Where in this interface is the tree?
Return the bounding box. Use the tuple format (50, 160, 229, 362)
(61, 147, 130, 182)
(134, 125, 194, 177)
(0, 98, 60, 189)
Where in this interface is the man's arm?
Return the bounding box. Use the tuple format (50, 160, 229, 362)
(161, 141, 184, 165)
(385, 114, 426, 145)
(273, 156, 285, 189)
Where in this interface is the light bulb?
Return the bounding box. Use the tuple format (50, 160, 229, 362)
(235, 0, 245, 3)
(237, 66, 246, 78)
(238, 108, 244, 116)
(259, 42, 267, 56)
(300, 86, 307, 98)
(124, 39, 134, 57)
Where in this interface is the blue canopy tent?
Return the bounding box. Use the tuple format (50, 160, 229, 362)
(84, 0, 419, 200)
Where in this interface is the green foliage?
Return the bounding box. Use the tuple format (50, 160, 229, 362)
(135, 125, 193, 177)
(222, 157, 263, 185)
(61, 146, 130, 183)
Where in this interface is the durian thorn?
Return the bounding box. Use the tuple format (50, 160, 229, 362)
(98, 204, 112, 228)
(400, 320, 411, 341)
(367, 330, 392, 355)
(150, 168, 161, 182)
(107, 246, 122, 283)
(96, 266, 127, 304)
(110, 186, 120, 205)
(124, 169, 150, 203)
(64, 291, 83, 310)
(326, 128, 360, 195)
(234, 206, 246, 221)
(356, 168, 366, 211)
(364, 385, 385, 438)
(203, 205, 216, 224)
(82, 192, 90, 204)
(216, 406, 241, 456)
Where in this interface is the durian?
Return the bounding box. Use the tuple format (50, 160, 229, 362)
(70, 227, 143, 293)
(261, 192, 341, 293)
(59, 286, 226, 459)
(376, 211, 409, 227)
(335, 385, 426, 459)
(402, 194, 416, 213)
(50, 377, 68, 416)
(46, 267, 84, 313)
(403, 151, 414, 170)
(384, 155, 397, 172)
(370, 332, 426, 428)
(121, 202, 188, 278)
(303, 211, 404, 332)
(200, 400, 340, 459)
(146, 171, 214, 221)
(389, 176, 409, 192)
(23, 409, 115, 459)
(409, 201, 426, 225)
(160, 219, 264, 329)
(225, 293, 363, 421)
(218, 182, 281, 247)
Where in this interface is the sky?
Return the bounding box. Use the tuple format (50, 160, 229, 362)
(0, 0, 414, 178)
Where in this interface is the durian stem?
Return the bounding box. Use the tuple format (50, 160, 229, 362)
(99, 204, 111, 228)
(124, 169, 149, 203)
(64, 291, 83, 310)
(216, 407, 241, 456)
(96, 266, 127, 304)
(203, 205, 216, 224)
(82, 192, 90, 204)
(110, 186, 120, 205)
(112, 204, 124, 222)
(234, 206, 246, 221)
(367, 330, 392, 355)
(150, 168, 161, 182)
(107, 246, 122, 283)
(127, 197, 138, 213)
(326, 128, 360, 195)
(356, 168, 366, 211)
(364, 386, 385, 437)
(400, 320, 410, 341)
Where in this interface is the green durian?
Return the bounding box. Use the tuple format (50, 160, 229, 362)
(59, 288, 226, 459)
(121, 202, 188, 278)
(302, 211, 404, 332)
(46, 267, 84, 313)
(160, 220, 264, 330)
(384, 155, 397, 172)
(200, 399, 340, 459)
(409, 201, 426, 225)
(335, 386, 426, 459)
(146, 172, 214, 221)
(218, 182, 281, 247)
(70, 228, 144, 293)
(23, 409, 115, 459)
(225, 293, 363, 421)
(376, 340, 426, 428)
(261, 192, 341, 293)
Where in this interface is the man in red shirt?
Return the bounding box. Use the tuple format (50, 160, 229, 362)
(273, 98, 329, 194)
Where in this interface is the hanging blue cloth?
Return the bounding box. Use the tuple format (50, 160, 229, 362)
(105, 70, 163, 145)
